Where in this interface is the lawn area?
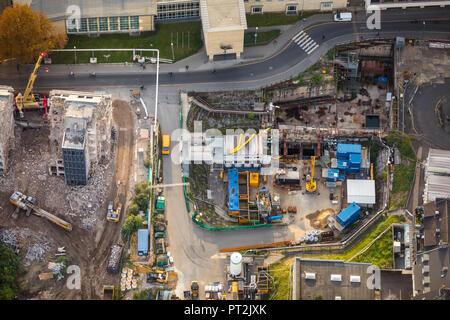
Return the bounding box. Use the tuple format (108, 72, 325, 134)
(244, 30, 281, 47)
(353, 229, 393, 269)
(246, 11, 327, 28)
(49, 21, 203, 64)
(385, 131, 416, 209)
(268, 215, 405, 299)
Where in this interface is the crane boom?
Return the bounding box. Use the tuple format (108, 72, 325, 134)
(15, 52, 47, 118)
(306, 156, 317, 193)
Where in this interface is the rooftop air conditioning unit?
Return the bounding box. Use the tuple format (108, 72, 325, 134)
(305, 272, 316, 280)
(331, 274, 342, 282)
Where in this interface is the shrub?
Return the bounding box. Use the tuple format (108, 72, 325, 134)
(121, 215, 143, 242)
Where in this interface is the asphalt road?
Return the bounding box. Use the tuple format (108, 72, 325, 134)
(1, 8, 450, 91)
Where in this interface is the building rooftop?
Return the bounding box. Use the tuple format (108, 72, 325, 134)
(62, 117, 86, 150)
(413, 245, 450, 299)
(347, 179, 376, 204)
(424, 175, 450, 203)
(16, 0, 156, 20)
(293, 258, 376, 300)
(426, 148, 450, 175)
(423, 198, 450, 248)
(200, 0, 247, 32)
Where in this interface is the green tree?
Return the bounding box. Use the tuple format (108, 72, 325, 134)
(121, 215, 143, 242)
(133, 181, 151, 212)
(128, 203, 140, 216)
(0, 243, 21, 300)
(0, 4, 67, 63)
(247, 112, 255, 119)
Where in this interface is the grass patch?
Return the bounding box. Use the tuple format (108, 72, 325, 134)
(244, 30, 281, 47)
(50, 21, 203, 64)
(353, 230, 393, 268)
(268, 215, 405, 299)
(246, 11, 326, 27)
(385, 131, 416, 209)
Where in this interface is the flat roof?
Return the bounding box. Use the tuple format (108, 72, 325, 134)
(200, 0, 247, 32)
(17, 0, 156, 20)
(423, 199, 449, 248)
(413, 246, 450, 299)
(425, 174, 450, 202)
(427, 148, 450, 174)
(62, 117, 87, 150)
(294, 258, 375, 300)
(347, 179, 376, 204)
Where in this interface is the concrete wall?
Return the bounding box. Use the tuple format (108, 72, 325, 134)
(244, 0, 348, 12)
(204, 29, 245, 60)
(0, 87, 15, 175)
(140, 15, 155, 32)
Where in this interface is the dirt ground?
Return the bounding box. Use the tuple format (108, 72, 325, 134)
(0, 99, 135, 299)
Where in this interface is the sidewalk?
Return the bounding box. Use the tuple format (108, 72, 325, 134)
(0, 13, 333, 77)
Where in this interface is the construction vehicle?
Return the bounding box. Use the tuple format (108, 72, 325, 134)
(305, 156, 317, 193)
(102, 285, 115, 300)
(190, 281, 199, 300)
(256, 266, 269, 295)
(106, 181, 125, 223)
(106, 244, 123, 274)
(10, 191, 72, 231)
(231, 281, 239, 300)
(133, 262, 168, 283)
(162, 135, 170, 154)
(15, 52, 48, 118)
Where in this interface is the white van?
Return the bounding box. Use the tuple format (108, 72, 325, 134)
(334, 12, 352, 22)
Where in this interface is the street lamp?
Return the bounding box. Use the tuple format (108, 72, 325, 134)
(255, 27, 259, 45)
(74, 46, 77, 64)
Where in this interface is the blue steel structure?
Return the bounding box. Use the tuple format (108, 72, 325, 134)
(228, 168, 239, 213)
(62, 121, 88, 186)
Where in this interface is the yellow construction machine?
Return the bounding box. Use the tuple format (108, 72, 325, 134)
(15, 52, 47, 118)
(106, 181, 125, 223)
(305, 156, 317, 193)
(133, 263, 168, 283)
(10, 191, 72, 231)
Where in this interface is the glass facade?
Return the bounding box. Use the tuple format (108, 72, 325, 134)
(156, 1, 200, 21)
(63, 148, 87, 186)
(67, 15, 140, 33)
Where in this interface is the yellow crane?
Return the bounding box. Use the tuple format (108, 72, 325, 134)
(306, 156, 317, 193)
(15, 52, 47, 118)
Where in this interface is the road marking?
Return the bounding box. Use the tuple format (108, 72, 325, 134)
(306, 44, 319, 55)
(292, 30, 318, 54)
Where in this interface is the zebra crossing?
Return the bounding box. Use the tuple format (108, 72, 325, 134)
(292, 30, 319, 55)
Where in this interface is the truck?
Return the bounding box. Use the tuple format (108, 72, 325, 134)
(106, 244, 123, 274)
(107, 181, 125, 223)
(137, 229, 149, 256)
(102, 285, 115, 300)
(334, 12, 352, 22)
(190, 281, 199, 300)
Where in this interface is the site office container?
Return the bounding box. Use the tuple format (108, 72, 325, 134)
(336, 202, 361, 229)
(349, 153, 362, 168)
(337, 143, 361, 159)
(137, 229, 149, 256)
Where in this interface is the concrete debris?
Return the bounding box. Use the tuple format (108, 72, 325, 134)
(25, 242, 51, 264)
(51, 262, 66, 280)
(0, 228, 19, 250)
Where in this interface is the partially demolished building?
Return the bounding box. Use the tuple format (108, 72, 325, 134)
(0, 86, 15, 175)
(47, 90, 113, 185)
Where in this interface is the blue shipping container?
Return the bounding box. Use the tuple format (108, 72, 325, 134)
(138, 229, 149, 256)
(327, 169, 340, 182)
(228, 168, 239, 212)
(349, 153, 361, 166)
(337, 159, 349, 170)
(337, 143, 361, 159)
(336, 203, 361, 229)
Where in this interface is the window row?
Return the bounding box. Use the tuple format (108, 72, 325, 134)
(156, 10, 199, 20)
(67, 16, 140, 33)
(157, 2, 200, 12)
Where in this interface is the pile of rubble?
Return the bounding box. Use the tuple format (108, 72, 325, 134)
(66, 161, 114, 230)
(0, 227, 54, 266)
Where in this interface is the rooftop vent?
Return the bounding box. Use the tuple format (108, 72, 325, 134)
(305, 272, 316, 280)
(435, 210, 440, 218)
(335, 296, 342, 300)
(350, 275, 361, 283)
(331, 274, 342, 282)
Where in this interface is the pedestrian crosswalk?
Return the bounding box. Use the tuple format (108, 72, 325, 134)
(292, 31, 319, 55)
